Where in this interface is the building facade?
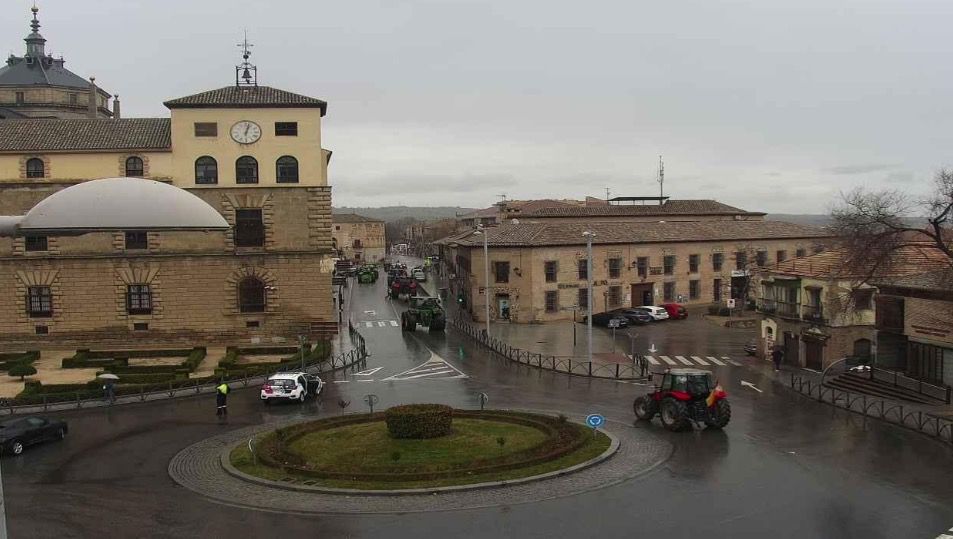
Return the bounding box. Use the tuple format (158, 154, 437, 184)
(332, 213, 386, 262)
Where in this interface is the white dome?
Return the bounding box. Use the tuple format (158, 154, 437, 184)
(17, 178, 229, 232)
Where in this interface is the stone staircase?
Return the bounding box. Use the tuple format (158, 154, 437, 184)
(825, 371, 948, 405)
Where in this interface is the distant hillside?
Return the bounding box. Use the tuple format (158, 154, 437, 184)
(766, 214, 832, 226)
(332, 206, 475, 222)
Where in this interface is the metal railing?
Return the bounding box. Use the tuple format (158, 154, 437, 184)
(790, 372, 953, 445)
(868, 366, 952, 404)
(450, 313, 648, 381)
(0, 322, 368, 415)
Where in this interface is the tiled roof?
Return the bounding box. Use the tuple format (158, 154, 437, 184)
(875, 267, 953, 291)
(766, 245, 951, 280)
(163, 86, 327, 115)
(0, 118, 171, 152)
(0, 56, 93, 90)
(332, 213, 383, 224)
(436, 220, 831, 247)
(521, 199, 762, 218)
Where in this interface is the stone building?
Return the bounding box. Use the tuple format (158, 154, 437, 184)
(436, 219, 832, 324)
(332, 213, 386, 263)
(0, 7, 116, 120)
(0, 44, 336, 347)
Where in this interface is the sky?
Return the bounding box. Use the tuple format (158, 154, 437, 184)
(5, 0, 953, 213)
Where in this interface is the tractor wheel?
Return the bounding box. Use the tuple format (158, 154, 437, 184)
(705, 399, 732, 429)
(430, 313, 446, 332)
(659, 398, 691, 432)
(633, 396, 657, 421)
(401, 312, 416, 332)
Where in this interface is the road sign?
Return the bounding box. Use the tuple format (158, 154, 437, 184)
(364, 394, 379, 413)
(608, 319, 621, 329)
(585, 414, 605, 429)
(726, 298, 736, 309)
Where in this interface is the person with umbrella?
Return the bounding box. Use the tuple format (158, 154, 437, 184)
(99, 373, 119, 404)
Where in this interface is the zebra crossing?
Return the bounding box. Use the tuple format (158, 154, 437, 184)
(935, 526, 953, 539)
(639, 355, 744, 368)
(361, 320, 399, 329)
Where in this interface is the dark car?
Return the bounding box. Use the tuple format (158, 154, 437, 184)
(618, 309, 655, 325)
(0, 416, 68, 456)
(583, 313, 630, 328)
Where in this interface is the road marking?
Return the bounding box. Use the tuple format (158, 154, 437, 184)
(397, 369, 455, 380)
(674, 355, 694, 365)
(690, 356, 709, 366)
(389, 320, 399, 327)
(644, 355, 661, 365)
(937, 535, 953, 539)
(363, 310, 376, 315)
(377, 321, 387, 327)
(354, 367, 382, 376)
(364, 321, 373, 328)
(707, 356, 726, 366)
(727, 359, 743, 367)
(741, 380, 763, 393)
(658, 355, 678, 365)
(332, 380, 350, 383)
(357, 379, 376, 383)
(383, 352, 468, 381)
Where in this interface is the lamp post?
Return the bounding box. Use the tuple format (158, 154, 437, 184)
(474, 226, 491, 338)
(583, 231, 595, 366)
(298, 334, 309, 371)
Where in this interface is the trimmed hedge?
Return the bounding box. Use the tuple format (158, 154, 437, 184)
(385, 404, 454, 439)
(0, 351, 40, 372)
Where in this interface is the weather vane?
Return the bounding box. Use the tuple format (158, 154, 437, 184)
(235, 30, 257, 87)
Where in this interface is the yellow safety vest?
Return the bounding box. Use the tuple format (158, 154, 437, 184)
(216, 383, 229, 395)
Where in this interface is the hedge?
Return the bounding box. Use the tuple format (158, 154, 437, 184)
(385, 404, 454, 439)
(0, 351, 40, 372)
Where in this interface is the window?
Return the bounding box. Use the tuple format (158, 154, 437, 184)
(26, 158, 44, 178)
(608, 258, 622, 279)
(756, 250, 768, 267)
(133, 322, 149, 331)
(15, 92, 24, 104)
(194, 156, 218, 184)
(776, 250, 787, 264)
(544, 261, 558, 283)
(545, 290, 558, 313)
(69, 93, 78, 105)
(125, 156, 144, 177)
(276, 155, 299, 183)
(663, 282, 675, 302)
(735, 251, 747, 270)
(712, 253, 724, 272)
(275, 122, 298, 136)
(663, 255, 675, 276)
(234, 209, 265, 247)
(713, 278, 722, 302)
(577, 259, 588, 280)
(26, 286, 52, 318)
(637, 257, 648, 278)
(607, 285, 622, 307)
(689, 254, 700, 273)
(493, 261, 510, 283)
(578, 288, 589, 311)
(126, 284, 153, 315)
(25, 235, 47, 252)
(814, 244, 825, 255)
(689, 280, 700, 300)
(194, 122, 218, 137)
(852, 289, 874, 310)
(125, 231, 148, 250)
(796, 248, 806, 258)
(238, 277, 266, 313)
(236, 156, 259, 184)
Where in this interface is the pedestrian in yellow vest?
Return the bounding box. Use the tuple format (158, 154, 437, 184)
(215, 381, 229, 420)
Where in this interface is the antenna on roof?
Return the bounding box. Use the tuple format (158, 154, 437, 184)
(605, 187, 611, 202)
(657, 155, 664, 206)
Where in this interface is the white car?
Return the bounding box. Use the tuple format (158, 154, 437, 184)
(636, 306, 670, 321)
(412, 268, 427, 282)
(260, 372, 323, 404)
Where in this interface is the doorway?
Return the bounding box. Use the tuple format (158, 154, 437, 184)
(631, 283, 654, 307)
(783, 332, 799, 366)
(805, 339, 824, 371)
(496, 294, 510, 320)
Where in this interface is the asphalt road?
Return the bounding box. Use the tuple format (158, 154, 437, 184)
(5, 264, 953, 538)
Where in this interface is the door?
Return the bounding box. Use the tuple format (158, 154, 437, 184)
(497, 294, 510, 319)
(783, 332, 799, 366)
(805, 339, 824, 371)
(630, 283, 654, 307)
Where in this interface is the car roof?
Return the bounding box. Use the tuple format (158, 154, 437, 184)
(667, 368, 710, 375)
(268, 372, 306, 380)
(0, 416, 48, 426)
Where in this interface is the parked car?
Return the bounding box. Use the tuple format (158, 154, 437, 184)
(412, 268, 427, 282)
(634, 306, 670, 321)
(260, 372, 324, 404)
(659, 303, 688, 320)
(617, 309, 655, 325)
(0, 416, 68, 456)
(583, 313, 630, 328)
(743, 339, 758, 356)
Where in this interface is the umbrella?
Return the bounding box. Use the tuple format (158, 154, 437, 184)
(97, 373, 120, 380)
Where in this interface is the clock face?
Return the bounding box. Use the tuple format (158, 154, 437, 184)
(230, 120, 262, 144)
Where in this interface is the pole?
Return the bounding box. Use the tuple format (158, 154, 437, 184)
(0, 446, 6, 539)
(573, 308, 577, 347)
(585, 231, 594, 366)
(299, 335, 307, 371)
(483, 228, 491, 338)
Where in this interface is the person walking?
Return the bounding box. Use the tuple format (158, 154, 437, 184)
(771, 347, 784, 371)
(103, 380, 116, 404)
(215, 381, 229, 420)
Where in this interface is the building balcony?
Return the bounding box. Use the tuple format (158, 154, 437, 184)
(758, 298, 800, 319)
(802, 304, 826, 325)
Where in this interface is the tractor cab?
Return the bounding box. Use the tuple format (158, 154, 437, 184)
(656, 369, 714, 400)
(410, 296, 441, 310)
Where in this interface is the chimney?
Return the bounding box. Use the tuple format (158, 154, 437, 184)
(112, 94, 120, 119)
(87, 77, 97, 118)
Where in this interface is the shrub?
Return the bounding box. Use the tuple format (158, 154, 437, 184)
(8, 364, 36, 381)
(0, 351, 40, 372)
(385, 404, 453, 439)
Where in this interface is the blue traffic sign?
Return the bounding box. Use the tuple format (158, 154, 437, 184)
(586, 414, 605, 428)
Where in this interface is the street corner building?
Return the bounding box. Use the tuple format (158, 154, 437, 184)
(435, 202, 834, 324)
(0, 7, 336, 347)
(332, 213, 386, 263)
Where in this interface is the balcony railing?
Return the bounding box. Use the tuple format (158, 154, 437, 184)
(758, 299, 820, 321)
(802, 304, 825, 323)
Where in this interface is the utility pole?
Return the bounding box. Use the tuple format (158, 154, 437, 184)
(475, 225, 491, 338)
(583, 231, 595, 366)
(658, 155, 664, 204)
(605, 187, 611, 202)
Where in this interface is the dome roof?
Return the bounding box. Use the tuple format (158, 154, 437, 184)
(17, 178, 229, 233)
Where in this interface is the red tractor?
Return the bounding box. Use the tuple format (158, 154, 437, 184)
(389, 276, 418, 301)
(633, 369, 731, 431)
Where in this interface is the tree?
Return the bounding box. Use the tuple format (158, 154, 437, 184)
(831, 169, 953, 286)
(8, 364, 37, 381)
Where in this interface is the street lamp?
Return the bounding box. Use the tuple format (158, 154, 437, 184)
(583, 230, 595, 366)
(298, 334, 309, 371)
(473, 226, 491, 338)
(562, 305, 579, 347)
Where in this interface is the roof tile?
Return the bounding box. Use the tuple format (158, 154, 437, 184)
(163, 86, 327, 115)
(0, 118, 170, 152)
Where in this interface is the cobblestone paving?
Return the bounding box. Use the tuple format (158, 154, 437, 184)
(168, 414, 672, 514)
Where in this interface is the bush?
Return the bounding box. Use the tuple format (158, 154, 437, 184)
(8, 364, 36, 381)
(385, 404, 453, 439)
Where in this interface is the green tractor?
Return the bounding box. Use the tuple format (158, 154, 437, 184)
(401, 297, 447, 332)
(357, 265, 379, 284)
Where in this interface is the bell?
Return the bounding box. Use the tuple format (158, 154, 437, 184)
(241, 68, 252, 82)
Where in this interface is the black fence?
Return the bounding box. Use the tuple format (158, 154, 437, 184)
(790, 373, 953, 445)
(450, 314, 648, 381)
(0, 323, 368, 415)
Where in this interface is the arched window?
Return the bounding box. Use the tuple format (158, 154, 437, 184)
(125, 156, 144, 177)
(195, 156, 218, 184)
(26, 158, 44, 179)
(236, 156, 258, 184)
(238, 277, 266, 313)
(276, 155, 299, 183)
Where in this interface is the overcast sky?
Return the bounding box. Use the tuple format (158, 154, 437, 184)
(6, 0, 953, 212)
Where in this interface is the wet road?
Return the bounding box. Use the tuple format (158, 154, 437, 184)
(5, 264, 953, 538)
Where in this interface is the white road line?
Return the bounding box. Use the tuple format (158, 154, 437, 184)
(397, 369, 455, 380)
(389, 320, 399, 327)
(645, 355, 661, 365)
(659, 355, 678, 365)
(377, 321, 386, 327)
(332, 380, 350, 383)
(727, 359, 743, 367)
(364, 321, 373, 328)
(674, 355, 694, 366)
(354, 367, 382, 376)
(707, 356, 726, 366)
(691, 356, 710, 365)
(357, 379, 376, 382)
(936, 535, 953, 539)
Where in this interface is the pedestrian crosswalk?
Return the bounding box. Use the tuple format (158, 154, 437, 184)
(641, 355, 744, 368)
(361, 320, 399, 329)
(934, 526, 953, 539)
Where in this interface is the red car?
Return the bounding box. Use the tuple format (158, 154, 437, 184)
(660, 303, 688, 319)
